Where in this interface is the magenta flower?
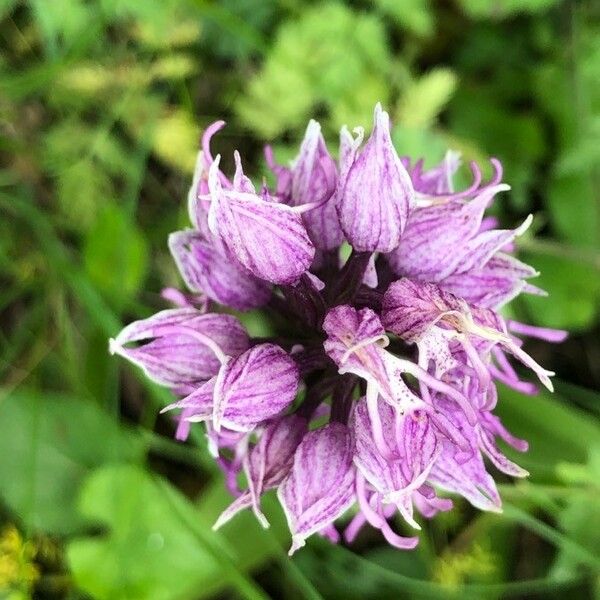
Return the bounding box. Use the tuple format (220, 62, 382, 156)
(111, 107, 566, 555)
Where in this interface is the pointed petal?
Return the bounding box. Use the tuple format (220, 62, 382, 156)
(169, 229, 271, 310)
(212, 344, 299, 432)
(278, 423, 356, 554)
(109, 309, 248, 387)
(338, 104, 414, 252)
(207, 157, 315, 284)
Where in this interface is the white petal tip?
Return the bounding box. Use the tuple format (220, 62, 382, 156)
(288, 536, 305, 556)
(108, 338, 119, 355)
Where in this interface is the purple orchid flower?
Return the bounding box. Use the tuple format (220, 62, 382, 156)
(278, 423, 356, 555)
(111, 106, 565, 554)
(337, 104, 414, 252)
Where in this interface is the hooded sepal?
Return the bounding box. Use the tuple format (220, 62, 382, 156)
(337, 104, 414, 252)
(109, 309, 248, 387)
(212, 343, 300, 432)
(278, 423, 356, 554)
(169, 229, 271, 311)
(291, 120, 343, 249)
(205, 156, 315, 285)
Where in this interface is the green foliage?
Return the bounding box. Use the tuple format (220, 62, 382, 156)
(520, 252, 600, 331)
(457, 0, 560, 19)
(67, 465, 224, 600)
(397, 68, 458, 129)
(84, 204, 149, 305)
(370, 0, 434, 37)
(236, 2, 392, 137)
(0, 392, 143, 534)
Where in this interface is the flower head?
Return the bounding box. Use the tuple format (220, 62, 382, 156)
(111, 107, 565, 554)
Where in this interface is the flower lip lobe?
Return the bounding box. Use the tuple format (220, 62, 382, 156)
(337, 103, 414, 253)
(111, 106, 566, 554)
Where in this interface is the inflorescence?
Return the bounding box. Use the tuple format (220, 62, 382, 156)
(110, 104, 566, 554)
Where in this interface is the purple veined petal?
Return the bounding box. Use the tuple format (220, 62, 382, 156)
(186, 149, 211, 236)
(323, 305, 388, 365)
(322, 306, 396, 403)
(337, 104, 414, 252)
(214, 414, 308, 530)
(290, 120, 343, 250)
(278, 423, 356, 555)
(452, 214, 533, 275)
(476, 425, 529, 478)
(264, 144, 292, 201)
(187, 121, 232, 237)
(109, 309, 249, 387)
(161, 377, 215, 421)
(169, 229, 271, 311)
(232, 150, 256, 193)
(385, 186, 507, 282)
(383, 278, 555, 391)
(441, 268, 527, 310)
(323, 305, 438, 416)
(338, 125, 364, 183)
(412, 157, 504, 206)
(508, 320, 568, 343)
(352, 398, 439, 529)
(411, 150, 461, 196)
(291, 120, 330, 206)
(212, 343, 300, 433)
(428, 440, 502, 512)
(206, 156, 315, 285)
(382, 278, 469, 342)
(160, 287, 209, 311)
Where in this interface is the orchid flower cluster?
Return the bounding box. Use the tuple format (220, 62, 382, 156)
(110, 104, 566, 555)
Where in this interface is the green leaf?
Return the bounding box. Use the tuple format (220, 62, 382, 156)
(370, 0, 434, 37)
(457, 0, 559, 19)
(397, 68, 457, 128)
(83, 203, 149, 304)
(519, 252, 600, 331)
(236, 3, 391, 137)
(67, 465, 268, 600)
(29, 0, 95, 58)
(149, 108, 200, 173)
(496, 385, 600, 480)
(547, 174, 599, 250)
(0, 391, 143, 534)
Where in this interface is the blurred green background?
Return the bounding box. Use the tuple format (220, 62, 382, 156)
(1, 0, 599, 598)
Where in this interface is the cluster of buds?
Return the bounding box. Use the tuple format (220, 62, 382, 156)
(110, 104, 565, 554)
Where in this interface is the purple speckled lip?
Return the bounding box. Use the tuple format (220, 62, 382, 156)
(110, 103, 567, 555)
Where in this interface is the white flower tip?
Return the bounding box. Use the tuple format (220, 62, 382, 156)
(212, 514, 228, 531)
(542, 374, 555, 393)
(516, 213, 534, 237)
(288, 535, 305, 556)
(373, 102, 389, 129)
(255, 511, 270, 529)
(306, 119, 321, 136)
(108, 338, 120, 355)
